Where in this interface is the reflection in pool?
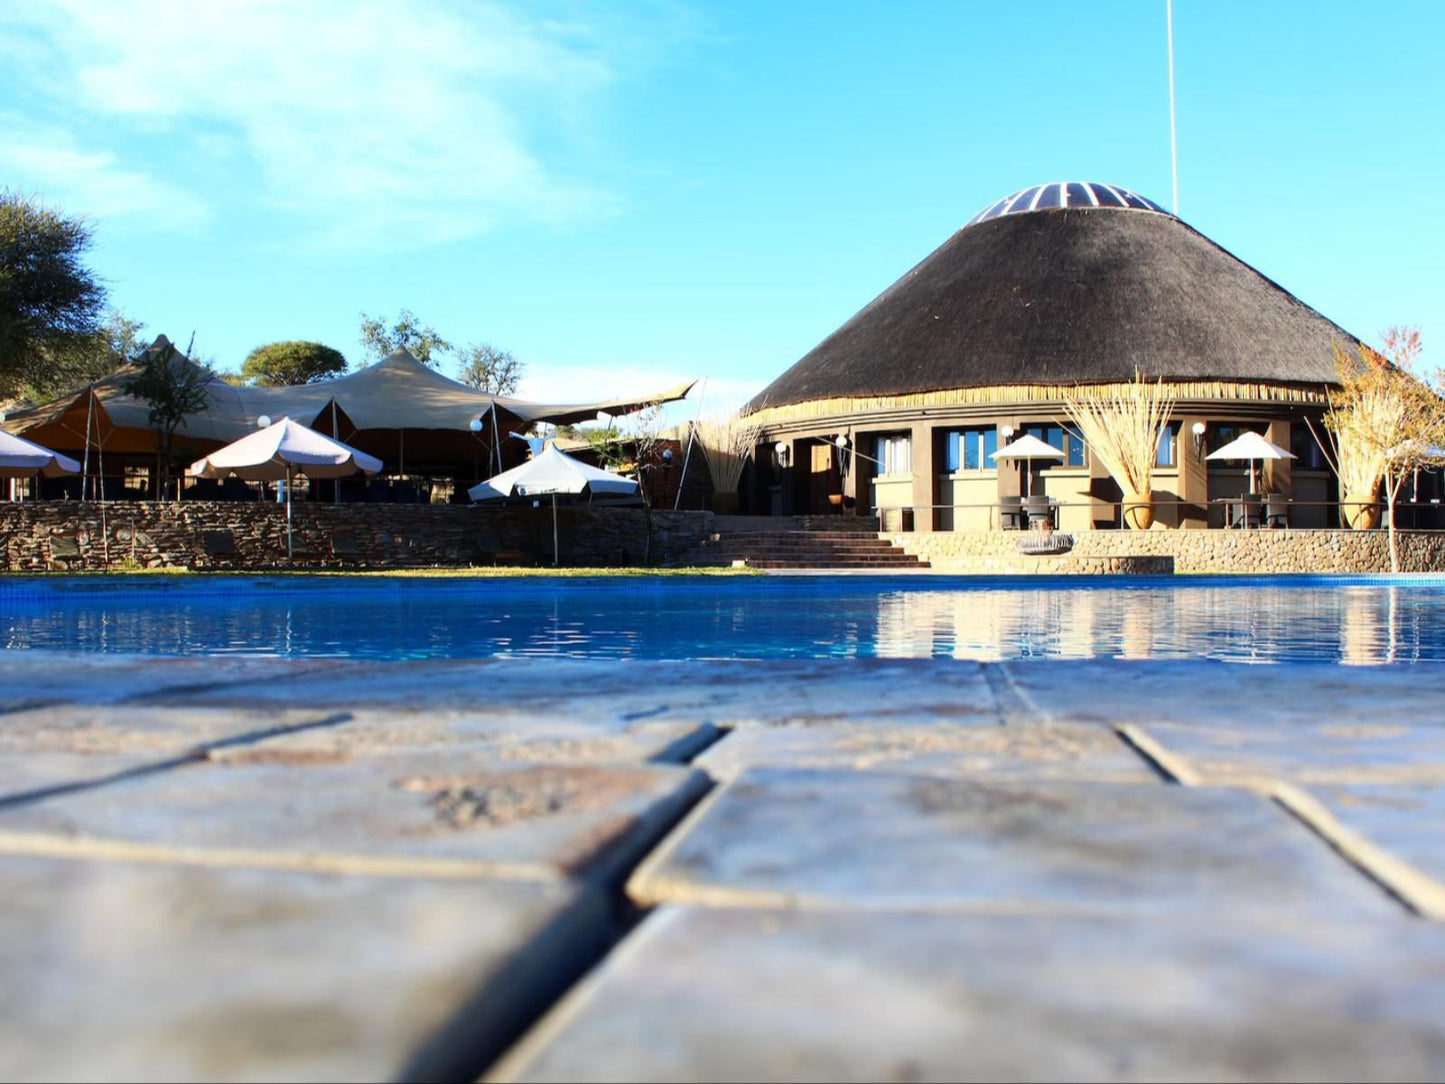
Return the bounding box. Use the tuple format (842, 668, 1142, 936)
(2, 575, 1442, 665)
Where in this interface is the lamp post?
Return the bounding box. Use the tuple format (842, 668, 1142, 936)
(1192, 420, 1207, 461)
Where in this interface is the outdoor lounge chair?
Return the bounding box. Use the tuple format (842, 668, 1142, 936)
(1235, 495, 1264, 529)
(999, 495, 1023, 530)
(1023, 495, 1056, 530)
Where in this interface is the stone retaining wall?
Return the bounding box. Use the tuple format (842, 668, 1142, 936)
(886, 528, 1445, 574)
(0, 502, 716, 571)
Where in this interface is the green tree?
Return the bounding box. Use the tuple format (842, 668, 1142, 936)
(122, 335, 214, 500)
(0, 190, 107, 398)
(458, 342, 523, 395)
(358, 309, 452, 368)
(20, 309, 147, 400)
(241, 340, 347, 386)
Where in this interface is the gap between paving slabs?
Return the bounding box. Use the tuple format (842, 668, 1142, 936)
(0, 685, 733, 1083)
(992, 660, 1444, 922)
(491, 667, 1444, 1081)
(1118, 723, 1445, 921)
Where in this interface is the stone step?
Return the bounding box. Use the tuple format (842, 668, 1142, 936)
(678, 528, 927, 571)
(698, 546, 921, 558)
(697, 541, 901, 554)
(738, 559, 932, 569)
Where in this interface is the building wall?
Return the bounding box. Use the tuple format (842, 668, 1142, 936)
(752, 396, 1333, 532)
(0, 502, 716, 571)
(886, 528, 1445, 574)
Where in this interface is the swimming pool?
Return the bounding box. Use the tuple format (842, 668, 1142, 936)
(3, 574, 1444, 665)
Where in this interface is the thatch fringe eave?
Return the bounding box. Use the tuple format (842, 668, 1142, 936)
(741, 379, 1332, 428)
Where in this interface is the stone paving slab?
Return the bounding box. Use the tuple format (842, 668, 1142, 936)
(0, 753, 709, 885)
(1307, 782, 1445, 885)
(0, 751, 164, 803)
(1002, 659, 1445, 728)
(0, 853, 610, 1083)
(218, 706, 718, 765)
(0, 703, 344, 757)
(493, 906, 1445, 1083)
(1131, 721, 1445, 786)
(628, 769, 1397, 919)
(697, 720, 1156, 782)
(158, 657, 1002, 728)
(0, 651, 342, 710)
(0, 704, 352, 802)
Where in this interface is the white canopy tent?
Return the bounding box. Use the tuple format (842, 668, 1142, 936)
(989, 433, 1065, 498)
(468, 443, 638, 565)
(189, 417, 383, 557)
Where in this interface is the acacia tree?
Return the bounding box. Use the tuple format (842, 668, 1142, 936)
(0, 191, 106, 398)
(241, 341, 347, 385)
(358, 309, 452, 367)
(458, 342, 522, 395)
(1314, 327, 1445, 571)
(122, 335, 213, 500)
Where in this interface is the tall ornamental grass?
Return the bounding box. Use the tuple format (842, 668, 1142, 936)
(694, 417, 759, 494)
(1062, 372, 1175, 527)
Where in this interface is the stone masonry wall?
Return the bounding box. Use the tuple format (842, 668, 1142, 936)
(886, 528, 1445, 574)
(0, 502, 716, 571)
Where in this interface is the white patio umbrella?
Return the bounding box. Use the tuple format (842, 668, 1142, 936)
(1205, 430, 1294, 493)
(989, 433, 1065, 498)
(1, 427, 81, 501)
(467, 442, 638, 565)
(0, 428, 82, 479)
(189, 416, 383, 557)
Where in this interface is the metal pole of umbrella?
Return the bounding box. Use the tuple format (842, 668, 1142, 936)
(286, 465, 294, 559)
(551, 492, 559, 566)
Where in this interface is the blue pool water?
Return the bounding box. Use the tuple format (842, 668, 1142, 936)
(3, 574, 1445, 665)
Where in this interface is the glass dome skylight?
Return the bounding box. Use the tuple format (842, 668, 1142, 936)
(964, 183, 1169, 228)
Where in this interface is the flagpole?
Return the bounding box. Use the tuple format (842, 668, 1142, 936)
(1167, 0, 1179, 215)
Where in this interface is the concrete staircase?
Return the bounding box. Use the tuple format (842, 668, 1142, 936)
(680, 521, 930, 571)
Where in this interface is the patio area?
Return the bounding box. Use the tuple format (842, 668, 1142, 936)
(1, 652, 1442, 1080)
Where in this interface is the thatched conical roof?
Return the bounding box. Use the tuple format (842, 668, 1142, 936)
(744, 189, 1359, 415)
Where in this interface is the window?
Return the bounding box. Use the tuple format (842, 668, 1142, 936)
(1206, 424, 1249, 455)
(945, 427, 998, 472)
(1292, 424, 1329, 471)
(874, 433, 912, 476)
(1023, 424, 1086, 468)
(1156, 423, 1178, 467)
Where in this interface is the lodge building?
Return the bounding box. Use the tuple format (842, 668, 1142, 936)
(739, 182, 1407, 530)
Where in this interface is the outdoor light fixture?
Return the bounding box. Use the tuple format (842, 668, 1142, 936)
(257, 415, 272, 428)
(1001, 424, 1015, 439)
(662, 448, 674, 462)
(1192, 421, 1207, 461)
(834, 434, 849, 449)
(468, 418, 483, 433)
(774, 441, 790, 468)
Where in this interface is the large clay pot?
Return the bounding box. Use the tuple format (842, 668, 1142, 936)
(1121, 490, 1154, 530)
(711, 492, 740, 515)
(1342, 494, 1381, 530)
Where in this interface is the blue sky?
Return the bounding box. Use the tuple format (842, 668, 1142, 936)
(1, 0, 1440, 419)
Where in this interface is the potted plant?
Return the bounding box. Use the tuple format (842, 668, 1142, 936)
(1062, 371, 1176, 530)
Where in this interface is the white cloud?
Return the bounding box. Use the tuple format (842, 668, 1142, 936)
(0, 115, 210, 228)
(0, 0, 687, 247)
